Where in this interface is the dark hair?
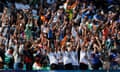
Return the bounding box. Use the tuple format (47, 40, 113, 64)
(24, 41, 32, 49)
(35, 56, 40, 62)
(9, 47, 14, 51)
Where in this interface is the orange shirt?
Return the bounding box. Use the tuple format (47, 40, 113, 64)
(41, 15, 46, 22)
(64, 1, 77, 10)
(61, 35, 67, 46)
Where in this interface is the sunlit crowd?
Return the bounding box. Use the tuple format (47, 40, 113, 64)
(0, 0, 120, 70)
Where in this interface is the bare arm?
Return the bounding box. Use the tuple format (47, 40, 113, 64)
(95, 36, 102, 49)
(76, 41, 80, 51)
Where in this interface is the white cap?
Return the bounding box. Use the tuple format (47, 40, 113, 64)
(66, 42, 71, 46)
(59, 6, 64, 9)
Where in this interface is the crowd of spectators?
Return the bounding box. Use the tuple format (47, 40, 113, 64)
(0, 0, 120, 70)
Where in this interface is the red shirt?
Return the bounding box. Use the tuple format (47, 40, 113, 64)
(102, 28, 109, 39)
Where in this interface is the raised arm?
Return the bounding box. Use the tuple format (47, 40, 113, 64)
(95, 35, 102, 49)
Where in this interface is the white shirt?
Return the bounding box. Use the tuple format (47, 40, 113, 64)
(62, 51, 72, 65)
(71, 27, 77, 38)
(56, 51, 63, 63)
(80, 50, 88, 65)
(13, 44, 18, 56)
(41, 25, 48, 33)
(53, 15, 58, 23)
(71, 51, 79, 66)
(14, 54, 21, 63)
(40, 48, 46, 55)
(48, 52, 58, 64)
(19, 44, 24, 55)
(32, 62, 42, 70)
